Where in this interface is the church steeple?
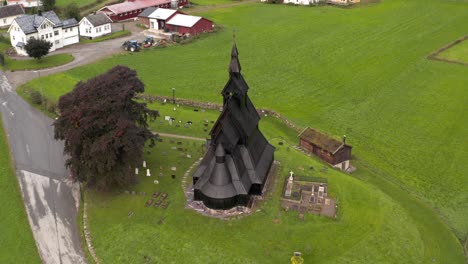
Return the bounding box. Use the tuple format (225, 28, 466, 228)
(228, 42, 241, 74)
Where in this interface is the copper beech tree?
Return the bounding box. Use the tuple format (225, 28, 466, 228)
(54, 66, 159, 189)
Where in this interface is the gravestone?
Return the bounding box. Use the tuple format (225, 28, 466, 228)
(171, 146, 177, 150)
(194, 109, 199, 112)
(177, 141, 182, 145)
(175, 124, 180, 128)
(171, 167, 177, 171)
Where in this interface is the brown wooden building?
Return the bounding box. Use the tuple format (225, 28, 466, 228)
(298, 127, 352, 171)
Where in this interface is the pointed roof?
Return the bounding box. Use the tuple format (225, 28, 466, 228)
(229, 42, 241, 73)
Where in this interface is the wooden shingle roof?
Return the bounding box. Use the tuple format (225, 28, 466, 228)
(299, 127, 349, 154)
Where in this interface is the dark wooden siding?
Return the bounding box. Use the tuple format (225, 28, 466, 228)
(299, 137, 351, 165)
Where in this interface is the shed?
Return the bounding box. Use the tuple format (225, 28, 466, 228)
(138, 7, 179, 29)
(0, 4, 24, 28)
(298, 127, 352, 171)
(79, 13, 112, 39)
(166, 14, 213, 35)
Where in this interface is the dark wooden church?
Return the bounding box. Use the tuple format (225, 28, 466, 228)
(192, 44, 275, 210)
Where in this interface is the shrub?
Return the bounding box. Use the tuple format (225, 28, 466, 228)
(30, 90, 43, 105)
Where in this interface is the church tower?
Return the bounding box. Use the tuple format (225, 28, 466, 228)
(192, 43, 275, 210)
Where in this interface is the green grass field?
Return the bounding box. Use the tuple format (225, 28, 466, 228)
(84, 109, 464, 263)
(18, 0, 468, 261)
(0, 118, 41, 263)
(3, 54, 74, 71)
(437, 39, 468, 64)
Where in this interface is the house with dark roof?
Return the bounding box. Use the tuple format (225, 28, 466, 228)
(298, 127, 352, 171)
(97, 0, 188, 22)
(165, 14, 213, 35)
(79, 13, 113, 39)
(8, 11, 79, 56)
(192, 44, 275, 210)
(138, 7, 179, 29)
(0, 4, 24, 28)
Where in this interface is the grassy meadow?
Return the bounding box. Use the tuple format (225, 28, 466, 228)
(18, 0, 468, 262)
(437, 39, 468, 64)
(84, 106, 464, 263)
(0, 117, 41, 263)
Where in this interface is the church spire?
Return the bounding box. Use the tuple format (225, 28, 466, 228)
(228, 42, 241, 74)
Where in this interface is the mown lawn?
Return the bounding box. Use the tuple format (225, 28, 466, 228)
(437, 39, 468, 64)
(20, 0, 468, 261)
(56, 0, 96, 7)
(0, 118, 41, 263)
(3, 54, 74, 71)
(191, 0, 241, 6)
(85, 110, 464, 263)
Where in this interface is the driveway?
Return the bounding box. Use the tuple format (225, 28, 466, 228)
(0, 22, 145, 264)
(5, 21, 145, 88)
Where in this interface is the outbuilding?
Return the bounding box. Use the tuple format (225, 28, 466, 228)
(79, 13, 113, 39)
(165, 14, 213, 36)
(138, 7, 179, 30)
(97, 0, 188, 22)
(298, 127, 352, 171)
(0, 4, 24, 28)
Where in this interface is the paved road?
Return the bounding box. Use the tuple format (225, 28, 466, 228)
(0, 22, 145, 264)
(0, 72, 84, 263)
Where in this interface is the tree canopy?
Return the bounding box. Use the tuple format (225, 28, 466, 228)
(54, 66, 159, 189)
(42, 0, 55, 11)
(24, 38, 52, 60)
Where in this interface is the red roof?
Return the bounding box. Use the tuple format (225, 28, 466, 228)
(98, 0, 171, 15)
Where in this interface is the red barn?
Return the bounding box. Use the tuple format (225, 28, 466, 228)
(298, 127, 352, 171)
(97, 0, 188, 22)
(166, 14, 213, 35)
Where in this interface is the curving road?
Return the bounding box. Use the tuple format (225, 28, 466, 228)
(0, 22, 144, 264)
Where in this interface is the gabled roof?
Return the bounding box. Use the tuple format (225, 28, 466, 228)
(299, 127, 350, 154)
(0, 4, 24, 19)
(10, 11, 76, 34)
(62, 18, 78, 28)
(138, 6, 157, 18)
(98, 0, 171, 15)
(148, 8, 177, 20)
(81, 13, 112, 27)
(166, 14, 201, 27)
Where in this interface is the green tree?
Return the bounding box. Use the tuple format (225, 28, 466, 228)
(63, 3, 80, 21)
(24, 38, 52, 60)
(42, 0, 55, 11)
(53, 66, 159, 189)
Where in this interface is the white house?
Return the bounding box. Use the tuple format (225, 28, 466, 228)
(282, 0, 320, 5)
(0, 4, 24, 28)
(79, 13, 112, 39)
(8, 11, 79, 56)
(6, 0, 41, 8)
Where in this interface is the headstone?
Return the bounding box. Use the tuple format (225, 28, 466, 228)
(171, 146, 177, 150)
(201, 109, 205, 112)
(187, 154, 191, 158)
(135, 168, 139, 175)
(175, 124, 180, 128)
(154, 180, 159, 184)
(143, 161, 146, 168)
(170, 139, 175, 144)
(177, 141, 182, 145)
(171, 167, 176, 171)
(184, 124, 189, 128)
(164, 116, 171, 121)
(131, 191, 136, 195)
(173, 107, 176, 111)
(169, 119, 172, 126)
(146, 169, 151, 177)
(159, 173, 163, 177)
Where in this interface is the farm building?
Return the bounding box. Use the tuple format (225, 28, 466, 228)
(192, 43, 275, 210)
(138, 7, 179, 30)
(6, 0, 40, 8)
(8, 11, 79, 56)
(79, 13, 113, 39)
(281, 0, 320, 5)
(326, 0, 360, 5)
(0, 4, 24, 28)
(165, 14, 213, 36)
(298, 127, 352, 171)
(97, 0, 188, 22)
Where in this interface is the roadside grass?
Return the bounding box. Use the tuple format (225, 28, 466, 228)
(79, 30, 131, 44)
(436, 39, 468, 64)
(3, 54, 74, 71)
(56, 0, 96, 7)
(19, 0, 468, 260)
(83, 114, 464, 263)
(0, 117, 41, 263)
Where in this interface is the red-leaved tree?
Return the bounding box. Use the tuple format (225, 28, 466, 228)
(54, 66, 159, 189)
